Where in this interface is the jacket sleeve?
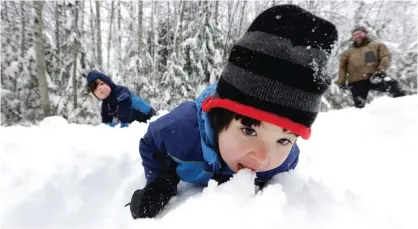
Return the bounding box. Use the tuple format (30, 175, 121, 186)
(116, 88, 133, 123)
(131, 93, 152, 115)
(101, 103, 113, 123)
(139, 122, 178, 185)
(336, 50, 349, 85)
(377, 42, 391, 71)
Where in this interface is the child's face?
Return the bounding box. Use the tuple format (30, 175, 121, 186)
(218, 118, 297, 173)
(93, 79, 111, 100)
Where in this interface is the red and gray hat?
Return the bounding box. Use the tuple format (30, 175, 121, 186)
(202, 4, 338, 140)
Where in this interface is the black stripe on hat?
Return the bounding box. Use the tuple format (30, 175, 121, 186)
(216, 77, 318, 127)
(221, 63, 322, 112)
(228, 45, 330, 93)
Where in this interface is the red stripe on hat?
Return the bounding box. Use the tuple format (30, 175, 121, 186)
(202, 96, 311, 140)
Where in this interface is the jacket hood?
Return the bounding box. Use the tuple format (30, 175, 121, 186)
(86, 70, 116, 89)
(195, 82, 222, 171)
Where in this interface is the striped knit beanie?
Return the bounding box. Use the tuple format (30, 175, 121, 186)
(202, 4, 338, 140)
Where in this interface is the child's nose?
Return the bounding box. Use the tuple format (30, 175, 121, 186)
(252, 146, 268, 162)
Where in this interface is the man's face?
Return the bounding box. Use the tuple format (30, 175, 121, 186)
(352, 30, 366, 42)
(218, 118, 298, 172)
(93, 79, 111, 100)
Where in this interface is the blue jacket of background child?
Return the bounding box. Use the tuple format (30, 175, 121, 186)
(139, 82, 300, 185)
(86, 71, 152, 124)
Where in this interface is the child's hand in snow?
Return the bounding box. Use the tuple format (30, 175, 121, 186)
(128, 176, 177, 219)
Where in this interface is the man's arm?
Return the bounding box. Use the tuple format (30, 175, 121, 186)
(336, 50, 350, 86)
(377, 42, 391, 72)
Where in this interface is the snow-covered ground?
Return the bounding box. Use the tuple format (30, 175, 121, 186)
(1, 95, 417, 229)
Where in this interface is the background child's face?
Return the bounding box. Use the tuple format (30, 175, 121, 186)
(93, 79, 111, 100)
(218, 119, 297, 173)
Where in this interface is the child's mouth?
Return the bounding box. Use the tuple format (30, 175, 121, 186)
(238, 163, 244, 170)
(238, 163, 256, 172)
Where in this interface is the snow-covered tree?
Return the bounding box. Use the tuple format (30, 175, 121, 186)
(1, 0, 416, 125)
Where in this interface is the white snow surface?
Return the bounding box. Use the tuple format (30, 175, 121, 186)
(1, 95, 417, 229)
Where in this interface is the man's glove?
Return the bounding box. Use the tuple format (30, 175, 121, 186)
(370, 71, 389, 84)
(337, 82, 349, 90)
(128, 177, 177, 219)
(106, 122, 118, 127)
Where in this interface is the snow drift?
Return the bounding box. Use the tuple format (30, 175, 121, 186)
(1, 95, 417, 229)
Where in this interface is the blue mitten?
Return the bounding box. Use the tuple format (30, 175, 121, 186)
(106, 122, 118, 127)
(120, 123, 129, 128)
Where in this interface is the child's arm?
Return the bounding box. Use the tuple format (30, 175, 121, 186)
(128, 122, 179, 219)
(131, 93, 152, 115)
(116, 88, 133, 124)
(101, 104, 114, 123)
(139, 122, 178, 184)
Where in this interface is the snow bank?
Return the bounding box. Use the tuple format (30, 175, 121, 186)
(1, 95, 417, 229)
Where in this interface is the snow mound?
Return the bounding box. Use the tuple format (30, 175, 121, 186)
(1, 95, 417, 229)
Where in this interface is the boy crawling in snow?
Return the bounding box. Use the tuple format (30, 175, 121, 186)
(128, 4, 338, 219)
(86, 70, 156, 127)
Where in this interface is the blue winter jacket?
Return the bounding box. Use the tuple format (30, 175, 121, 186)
(139, 83, 300, 185)
(86, 71, 152, 123)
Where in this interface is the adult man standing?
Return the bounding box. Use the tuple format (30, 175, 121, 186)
(335, 26, 405, 108)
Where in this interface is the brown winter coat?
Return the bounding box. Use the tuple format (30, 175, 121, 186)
(336, 39, 391, 85)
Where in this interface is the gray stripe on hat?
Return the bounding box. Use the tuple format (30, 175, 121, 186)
(235, 31, 328, 69)
(221, 63, 322, 112)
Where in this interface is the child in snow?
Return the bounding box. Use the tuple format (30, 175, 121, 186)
(128, 4, 338, 219)
(86, 70, 156, 127)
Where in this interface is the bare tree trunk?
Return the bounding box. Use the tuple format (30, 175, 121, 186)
(151, 2, 157, 77)
(402, 1, 408, 40)
(117, 1, 122, 71)
(214, 1, 219, 22)
(178, 1, 185, 49)
(1, 1, 9, 22)
(354, 1, 366, 26)
(20, 2, 26, 58)
(80, 0, 86, 72)
(237, 1, 247, 37)
(173, 1, 185, 57)
(34, 1, 51, 117)
(307, 0, 315, 10)
(138, 1, 143, 55)
(80, 0, 85, 37)
(166, 1, 171, 51)
(72, 1, 79, 108)
(128, 2, 134, 35)
(107, 1, 114, 71)
(223, 1, 239, 59)
(55, 2, 60, 69)
(89, 0, 96, 65)
(137, 0, 143, 75)
(95, 0, 103, 69)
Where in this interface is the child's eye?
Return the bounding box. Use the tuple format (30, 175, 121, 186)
(241, 127, 256, 136)
(277, 138, 292, 146)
